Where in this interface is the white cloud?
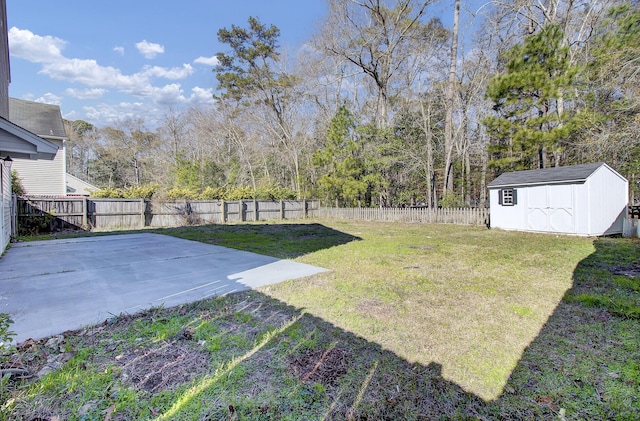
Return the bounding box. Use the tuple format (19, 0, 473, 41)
(8, 27, 65, 63)
(188, 86, 215, 104)
(34, 93, 63, 105)
(151, 83, 185, 105)
(135, 40, 164, 59)
(84, 102, 149, 123)
(83, 101, 167, 126)
(10, 28, 197, 102)
(10, 27, 215, 125)
(141, 64, 194, 80)
(63, 110, 78, 120)
(65, 88, 108, 100)
(194, 55, 219, 66)
(40, 58, 141, 89)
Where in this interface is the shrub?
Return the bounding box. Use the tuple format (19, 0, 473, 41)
(0, 313, 15, 354)
(224, 186, 254, 200)
(439, 192, 466, 208)
(90, 187, 121, 198)
(122, 184, 158, 199)
(91, 184, 158, 199)
(167, 187, 199, 200)
(10, 171, 25, 196)
(92, 184, 298, 201)
(254, 184, 297, 200)
(199, 186, 226, 200)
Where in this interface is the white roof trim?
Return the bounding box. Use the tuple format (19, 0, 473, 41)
(42, 135, 68, 142)
(0, 116, 59, 156)
(488, 178, 589, 188)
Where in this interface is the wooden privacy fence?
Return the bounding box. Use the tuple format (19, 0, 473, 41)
(16, 197, 320, 233)
(318, 206, 490, 226)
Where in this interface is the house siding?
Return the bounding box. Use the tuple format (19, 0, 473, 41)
(1, 161, 10, 252)
(66, 173, 97, 195)
(12, 139, 66, 195)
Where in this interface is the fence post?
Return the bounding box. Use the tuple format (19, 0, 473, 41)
(139, 199, 145, 228)
(280, 200, 285, 220)
(303, 199, 307, 219)
(240, 199, 246, 222)
(82, 197, 88, 228)
(254, 200, 258, 221)
(221, 200, 226, 223)
(11, 194, 16, 239)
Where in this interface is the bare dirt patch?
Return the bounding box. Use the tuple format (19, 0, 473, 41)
(118, 341, 209, 393)
(289, 347, 350, 387)
(610, 262, 640, 279)
(356, 298, 396, 319)
(407, 245, 433, 251)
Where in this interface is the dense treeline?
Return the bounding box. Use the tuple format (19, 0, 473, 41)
(65, 0, 640, 206)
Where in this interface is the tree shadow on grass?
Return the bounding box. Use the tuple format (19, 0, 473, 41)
(18, 222, 363, 259)
(149, 222, 363, 259)
(216, 237, 637, 419)
(492, 237, 640, 419)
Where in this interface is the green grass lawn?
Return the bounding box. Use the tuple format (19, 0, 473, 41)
(2, 220, 639, 420)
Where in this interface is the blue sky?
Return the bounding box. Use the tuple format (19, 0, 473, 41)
(6, 1, 476, 128)
(6, 0, 329, 126)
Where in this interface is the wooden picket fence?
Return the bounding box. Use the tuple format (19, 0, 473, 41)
(318, 206, 490, 226)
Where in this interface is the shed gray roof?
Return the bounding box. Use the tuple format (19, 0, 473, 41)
(488, 162, 608, 188)
(9, 98, 67, 139)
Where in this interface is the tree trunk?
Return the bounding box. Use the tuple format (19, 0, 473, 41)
(465, 150, 471, 205)
(420, 99, 434, 207)
(443, 0, 460, 195)
(480, 147, 487, 207)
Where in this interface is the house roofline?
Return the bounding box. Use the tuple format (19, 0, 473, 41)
(0, 115, 59, 157)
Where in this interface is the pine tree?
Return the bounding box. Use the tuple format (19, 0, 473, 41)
(483, 24, 581, 171)
(312, 106, 369, 206)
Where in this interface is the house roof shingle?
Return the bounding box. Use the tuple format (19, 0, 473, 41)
(488, 162, 608, 188)
(8, 98, 67, 139)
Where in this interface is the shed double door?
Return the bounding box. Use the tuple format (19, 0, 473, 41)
(526, 184, 576, 233)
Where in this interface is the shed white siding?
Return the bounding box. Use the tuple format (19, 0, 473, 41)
(489, 163, 628, 236)
(12, 139, 66, 196)
(489, 188, 523, 231)
(586, 165, 628, 236)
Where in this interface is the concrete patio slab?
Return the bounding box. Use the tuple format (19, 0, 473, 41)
(0, 233, 328, 342)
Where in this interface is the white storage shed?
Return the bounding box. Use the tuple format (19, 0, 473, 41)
(488, 162, 628, 236)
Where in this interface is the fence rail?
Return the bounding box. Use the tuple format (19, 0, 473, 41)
(16, 197, 320, 234)
(318, 206, 490, 226)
